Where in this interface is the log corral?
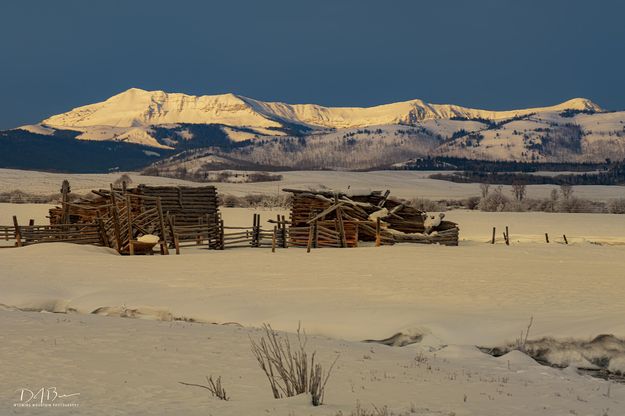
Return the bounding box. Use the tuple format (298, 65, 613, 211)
(46, 184, 221, 254)
(284, 188, 459, 247)
(4, 182, 459, 253)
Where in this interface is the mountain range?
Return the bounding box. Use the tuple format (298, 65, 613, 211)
(2, 88, 624, 173)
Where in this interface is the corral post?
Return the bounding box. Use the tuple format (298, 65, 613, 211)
(25, 219, 35, 244)
(376, 217, 381, 247)
(272, 226, 277, 253)
(281, 215, 288, 248)
(167, 214, 177, 249)
(563, 234, 568, 244)
(378, 189, 391, 207)
(109, 184, 122, 252)
(61, 180, 71, 225)
(505, 226, 510, 245)
(276, 214, 282, 247)
(156, 197, 169, 255)
(251, 214, 256, 247)
(109, 205, 121, 252)
(306, 222, 314, 253)
(219, 219, 225, 250)
(126, 195, 134, 255)
(491, 227, 496, 244)
(545, 233, 549, 243)
(337, 206, 347, 248)
(253, 213, 261, 247)
(196, 217, 202, 245)
(97, 214, 109, 247)
(12, 216, 22, 247)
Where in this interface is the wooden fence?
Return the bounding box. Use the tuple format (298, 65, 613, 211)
(1, 216, 104, 247)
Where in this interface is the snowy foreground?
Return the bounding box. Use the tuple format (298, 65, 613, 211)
(1, 206, 625, 415)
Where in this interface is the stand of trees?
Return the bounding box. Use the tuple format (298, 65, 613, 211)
(429, 160, 625, 186)
(394, 156, 608, 173)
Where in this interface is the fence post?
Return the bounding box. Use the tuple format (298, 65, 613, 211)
(376, 218, 381, 247)
(196, 217, 203, 245)
(219, 219, 225, 250)
(491, 227, 496, 244)
(156, 197, 169, 255)
(272, 226, 277, 253)
(12, 216, 22, 247)
(281, 215, 288, 248)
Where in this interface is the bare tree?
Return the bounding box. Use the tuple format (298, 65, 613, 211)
(560, 184, 574, 200)
(113, 174, 133, 188)
(479, 183, 490, 199)
(511, 183, 527, 201)
(549, 189, 559, 212)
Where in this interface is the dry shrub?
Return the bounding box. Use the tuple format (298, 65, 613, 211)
(179, 375, 229, 401)
(0, 189, 63, 204)
(250, 323, 338, 406)
(408, 197, 446, 212)
(515, 316, 533, 353)
(608, 198, 625, 214)
(220, 193, 291, 208)
(478, 186, 510, 212)
(335, 402, 401, 416)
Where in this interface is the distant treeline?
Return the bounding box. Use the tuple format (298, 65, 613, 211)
(430, 161, 625, 186)
(393, 156, 609, 173)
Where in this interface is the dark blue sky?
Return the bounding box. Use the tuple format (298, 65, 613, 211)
(1, 0, 624, 129)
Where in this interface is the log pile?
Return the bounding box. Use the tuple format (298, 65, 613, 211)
(284, 188, 459, 247)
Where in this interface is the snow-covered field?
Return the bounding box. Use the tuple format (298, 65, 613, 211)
(1, 202, 625, 414)
(2, 168, 625, 201)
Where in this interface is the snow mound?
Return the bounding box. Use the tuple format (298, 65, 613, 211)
(363, 327, 430, 347)
(137, 234, 160, 244)
(484, 334, 625, 375)
(496, 349, 541, 367)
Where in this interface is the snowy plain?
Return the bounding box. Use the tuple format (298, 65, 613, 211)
(2, 168, 625, 201)
(1, 171, 625, 415)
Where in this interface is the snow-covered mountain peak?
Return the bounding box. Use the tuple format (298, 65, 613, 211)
(554, 97, 602, 112)
(42, 88, 603, 131)
(43, 88, 275, 129)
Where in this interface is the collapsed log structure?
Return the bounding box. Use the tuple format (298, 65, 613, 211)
(46, 183, 221, 254)
(284, 188, 459, 247)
